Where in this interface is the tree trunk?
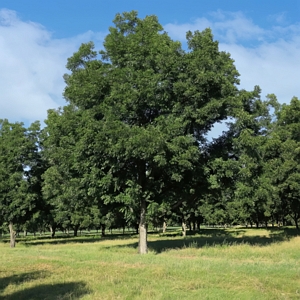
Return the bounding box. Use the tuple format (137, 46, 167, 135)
(192, 221, 196, 231)
(295, 220, 299, 230)
(49, 225, 56, 238)
(23, 230, 27, 237)
(293, 214, 299, 230)
(74, 224, 79, 237)
(9, 222, 16, 248)
(162, 221, 167, 233)
(101, 224, 106, 237)
(138, 198, 147, 254)
(182, 220, 187, 237)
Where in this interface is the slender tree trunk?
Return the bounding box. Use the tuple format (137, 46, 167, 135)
(50, 225, 56, 238)
(295, 220, 299, 230)
(182, 220, 187, 237)
(23, 230, 27, 237)
(162, 221, 167, 233)
(138, 198, 147, 254)
(101, 224, 106, 237)
(293, 214, 299, 230)
(192, 221, 196, 231)
(9, 222, 16, 248)
(74, 224, 79, 237)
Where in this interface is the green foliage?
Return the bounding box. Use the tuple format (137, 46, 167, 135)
(49, 11, 241, 250)
(0, 120, 40, 231)
(265, 97, 300, 228)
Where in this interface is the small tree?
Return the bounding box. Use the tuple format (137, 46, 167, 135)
(0, 120, 40, 247)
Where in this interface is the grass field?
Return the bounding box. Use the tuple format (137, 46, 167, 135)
(1, 227, 300, 299)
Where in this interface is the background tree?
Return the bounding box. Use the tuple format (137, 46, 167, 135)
(42, 105, 97, 237)
(266, 97, 300, 228)
(0, 120, 40, 247)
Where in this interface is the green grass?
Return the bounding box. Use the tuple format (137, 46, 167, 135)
(1, 228, 300, 299)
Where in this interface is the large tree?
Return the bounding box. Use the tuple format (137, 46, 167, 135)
(58, 11, 240, 253)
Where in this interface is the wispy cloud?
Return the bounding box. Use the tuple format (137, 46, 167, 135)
(0, 9, 105, 124)
(268, 12, 287, 25)
(164, 11, 266, 44)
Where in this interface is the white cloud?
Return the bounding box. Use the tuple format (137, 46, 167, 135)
(164, 11, 266, 44)
(164, 11, 300, 104)
(221, 37, 300, 103)
(0, 9, 105, 125)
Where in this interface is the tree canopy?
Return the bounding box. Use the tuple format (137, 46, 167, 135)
(0, 11, 299, 252)
(59, 11, 240, 253)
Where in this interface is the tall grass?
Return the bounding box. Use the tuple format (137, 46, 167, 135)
(0, 228, 299, 299)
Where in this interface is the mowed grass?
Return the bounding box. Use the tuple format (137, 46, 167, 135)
(1, 228, 300, 299)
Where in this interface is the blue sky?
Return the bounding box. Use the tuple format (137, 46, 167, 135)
(0, 1, 299, 128)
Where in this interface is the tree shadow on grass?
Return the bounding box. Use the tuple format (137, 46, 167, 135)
(0, 271, 47, 293)
(150, 227, 299, 253)
(0, 232, 138, 247)
(146, 236, 279, 254)
(2, 228, 298, 250)
(105, 227, 299, 254)
(0, 231, 137, 246)
(0, 271, 89, 300)
(19, 234, 136, 246)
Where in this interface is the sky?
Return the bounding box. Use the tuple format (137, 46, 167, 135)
(0, 0, 299, 129)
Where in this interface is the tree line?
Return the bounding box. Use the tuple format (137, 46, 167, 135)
(1, 11, 299, 253)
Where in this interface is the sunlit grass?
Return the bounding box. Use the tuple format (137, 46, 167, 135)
(1, 228, 299, 299)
